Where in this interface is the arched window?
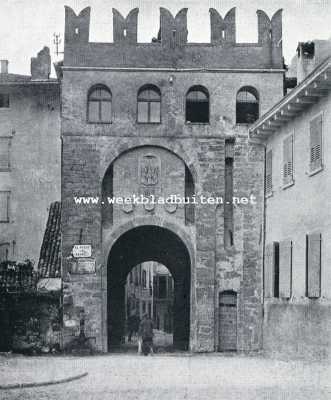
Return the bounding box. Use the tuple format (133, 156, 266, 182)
(236, 87, 259, 124)
(137, 85, 161, 123)
(87, 85, 112, 123)
(186, 86, 209, 123)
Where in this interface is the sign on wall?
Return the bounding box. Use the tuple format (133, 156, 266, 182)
(72, 244, 92, 258)
(70, 259, 96, 274)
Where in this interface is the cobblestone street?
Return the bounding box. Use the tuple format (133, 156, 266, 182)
(1, 354, 330, 400)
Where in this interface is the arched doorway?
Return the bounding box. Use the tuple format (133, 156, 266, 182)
(107, 225, 191, 351)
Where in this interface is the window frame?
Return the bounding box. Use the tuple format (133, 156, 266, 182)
(0, 191, 10, 223)
(185, 85, 210, 125)
(308, 111, 324, 176)
(87, 84, 112, 124)
(0, 136, 12, 172)
(236, 86, 259, 125)
(137, 85, 161, 124)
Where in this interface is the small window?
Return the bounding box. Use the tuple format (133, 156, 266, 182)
(0, 191, 10, 222)
(0, 137, 11, 170)
(265, 150, 273, 195)
(186, 86, 209, 123)
(137, 85, 161, 123)
(283, 134, 294, 186)
(87, 85, 112, 123)
(309, 114, 322, 173)
(0, 93, 9, 108)
(236, 87, 259, 124)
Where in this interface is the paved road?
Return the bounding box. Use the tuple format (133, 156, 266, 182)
(1, 354, 330, 400)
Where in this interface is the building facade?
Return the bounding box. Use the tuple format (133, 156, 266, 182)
(61, 6, 284, 352)
(0, 48, 61, 266)
(250, 43, 331, 359)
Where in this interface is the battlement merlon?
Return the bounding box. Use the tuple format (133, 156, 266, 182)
(63, 6, 284, 70)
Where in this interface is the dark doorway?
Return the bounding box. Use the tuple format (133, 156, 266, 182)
(107, 225, 191, 351)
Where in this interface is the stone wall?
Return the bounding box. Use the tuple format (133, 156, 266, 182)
(61, 6, 282, 352)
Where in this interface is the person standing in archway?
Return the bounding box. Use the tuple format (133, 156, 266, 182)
(138, 313, 154, 356)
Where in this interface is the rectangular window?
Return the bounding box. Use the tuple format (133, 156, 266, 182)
(265, 149, 272, 196)
(149, 102, 161, 123)
(279, 240, 292, 298)
(0, 137, 11, 170)
(88, 101, 99, 123)
(224, 154, 234, 248)
(101, 101, 112, 123)
(309, 114, 322, 172)
(137, 102, 149, 123)
(283, 135, 294, 186)
(264, 242, 279, 298)
(0, 191, 10, 222)
(0, 93, 9, 108)
(306, 233, 321, 298)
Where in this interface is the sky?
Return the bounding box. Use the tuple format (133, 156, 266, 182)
(0, 0, 331, 76)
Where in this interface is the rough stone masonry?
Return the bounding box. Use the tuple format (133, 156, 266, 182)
(61, 6, 284, 352)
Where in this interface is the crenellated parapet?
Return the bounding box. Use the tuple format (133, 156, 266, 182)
(65, 6, 90, 43)
(63, 6, 284, 69)
(160, 8, 188, 47)
(210, 8, 236, 44)
(113, 8, 139, 44)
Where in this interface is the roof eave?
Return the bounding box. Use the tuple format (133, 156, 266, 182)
(250, 57, 331, 139)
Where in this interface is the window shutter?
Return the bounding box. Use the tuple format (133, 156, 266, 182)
(309, 115, 322, 171)
(283, 135, 293, 185)
(307, 233, 321, 298)
(279, 240, 292, 298)
(0, 138, 10, 170)
(0, 192, 10, 222)
(264, 243, 275, 297)
(265, 150, 272, 195)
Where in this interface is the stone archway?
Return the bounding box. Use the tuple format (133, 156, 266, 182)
(107, 225, 191, 351)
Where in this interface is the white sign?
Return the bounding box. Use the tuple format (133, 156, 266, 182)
(72, 244, 92, 258)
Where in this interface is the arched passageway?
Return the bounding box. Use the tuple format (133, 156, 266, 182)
(107, 225, 191, 351)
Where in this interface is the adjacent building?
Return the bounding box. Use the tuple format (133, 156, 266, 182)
(250, 41, 331, 359)
(0, 48, 60, 265)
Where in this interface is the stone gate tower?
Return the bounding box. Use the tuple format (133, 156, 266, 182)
(61, 6, 284, 352)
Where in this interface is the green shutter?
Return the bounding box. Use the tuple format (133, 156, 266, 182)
(279, 240, 292, 298)
(309, 115, 322, 172)
(307, 233, 321, 298)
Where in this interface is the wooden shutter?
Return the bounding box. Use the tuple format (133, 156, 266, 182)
(307, 233, 321, 298)
(283, 135, 293, 185)
(0, 138, 10, 170)
(264, 242, 276, 298)
(309, 115, 322, 172)
(279, 240, 292, 298)
(265, 150, 272, 195)
(0, 191, 10, 222)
